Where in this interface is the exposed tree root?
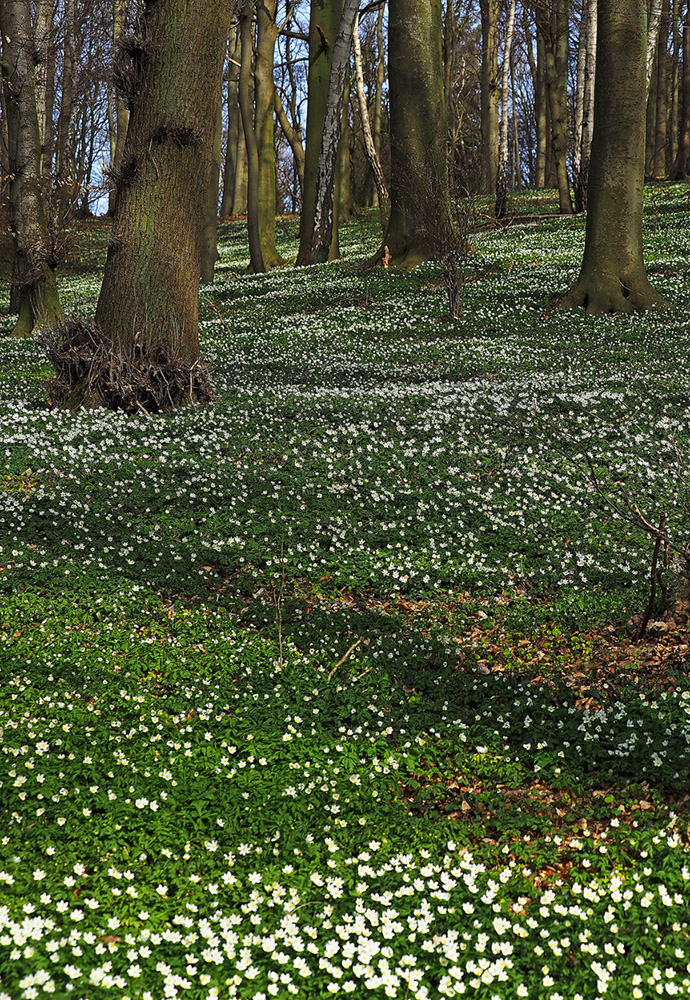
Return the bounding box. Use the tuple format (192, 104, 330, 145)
(42, 319, 214, 413)
(557, 270, 668, 314)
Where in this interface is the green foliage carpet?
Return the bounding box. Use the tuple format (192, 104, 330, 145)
(1, 188, 690, 999)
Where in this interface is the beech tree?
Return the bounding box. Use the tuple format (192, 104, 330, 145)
(0, 0, 65, 338)
(559, 0, 667, 313)
(52, 0, 232, 408)
(385, 0, 447, 266)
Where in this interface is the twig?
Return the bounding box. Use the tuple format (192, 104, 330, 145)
(327, 638, 364, 682)
(636, 513, 666, 641)
(204, 296, 235, 337)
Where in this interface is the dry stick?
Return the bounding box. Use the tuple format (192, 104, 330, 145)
(204, 295, 235, 336)
(270, 539, 286, 668)
(327, 638, 364, 682)
(636, 513, 666, 641)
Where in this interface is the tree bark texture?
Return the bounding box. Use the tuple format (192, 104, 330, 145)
(55, 0, 77, 216)
(651, 0, 670, 177)
(672, 0, 690, 177)
(559, 0, 666, 313)
(479, 0, 498, 195)
(237, 2, 266, 273)
(495, 0, 516, 219)
(220, 27, 241, 219)
(297, 0, 345, 265)
(538, 0, 573, 213)
(385, 0, 448, 266)
(255, 0, 283, 268)
(573, 0, 597, 212)
(94, 0, 233, 357)
(310, 0, 360, 263)
(201, 98, 223, 284)
(353, 12, 388, 206)
(108, 0, 129, 214)
(0, 0, 64, 338)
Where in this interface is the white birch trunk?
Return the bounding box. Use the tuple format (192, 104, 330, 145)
(495, 0, 516, 218)
(352, 12, 388, 205)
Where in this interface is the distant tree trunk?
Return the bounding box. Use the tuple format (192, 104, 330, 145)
(353, 12, 388, 205)
(33, 0, 53, 183)
(652, 0, 670, 178)
(220, 27, 241, 219)
(371, 4, 385, 207)
(495, 0, 516, 219)
(255, 0, 283, 267)
(92, 0, 233, 369)
(479, 0, 498, 195)
(109, 0, 129, 214)
(646, 0, 664, 92)
(385, 0, 447, 266)
(55, 0, 77, 216)
(511, 57, 522, 189)
(573, 0, 597, 212)
(0, 0, 64, 338)
(672, 0, 690, 177)
(559, 0, 666, 313)
(201, 97, 223, 283)
(274, 89, 305, 195)
(308, 0, 360, 263)
(297, 0, 345, 265)
(539, 0, 573, 213)
(238, 1, 266, 273)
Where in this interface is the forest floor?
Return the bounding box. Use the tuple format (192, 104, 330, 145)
(1, 187, 690, 998)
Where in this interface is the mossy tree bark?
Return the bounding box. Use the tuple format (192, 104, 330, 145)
(385, 0, 447, 268)
(0, 0, 64, 339)
(296, 0, 344, 265)
(94, 0, 233, 361)
(558, 0, 667, 314)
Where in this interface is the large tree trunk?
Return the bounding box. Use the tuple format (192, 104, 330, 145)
(297, 0, 345, 265)
(0, 0, 64, 338)
(495, 0, 516, 219)
(559, 0, 666, 313)
(309, 0, 360, 263)
(385, 0, 447, 267)
(255, 0, 283, 268)
(238, 1, 266, 273)
(90, 0, 232, 381)
(479, 0, 498, 195)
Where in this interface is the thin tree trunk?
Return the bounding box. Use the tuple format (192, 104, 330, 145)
(55, 0, 77, 216)
(533, 6, 547, 187)
(672, 0, 690, 176)
(371, 4, 385, 207)
(309, 0, 359, 263)
(201, 97, 223, 283)
(0, 0, 64, 338)
(559, 0, 666, 313)
(574, 0, 597, 212)
(540, 0, 573, 213)
(297, 0, 345, 265)
(495, 0, 516, 218)
(220, 28, 241, 218)
(109, 0, 130, 214)
(238, 1, 266, 273)
(652, 0, 670, 177)
(479, 0, 499, 195)
(274, 89, 305, 195)
(353, 12, 388, 206)
(255, 0, 283, 267)
(646, 0, 664, 93)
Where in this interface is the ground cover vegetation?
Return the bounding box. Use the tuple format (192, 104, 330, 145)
(1, 187, 690, 999)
